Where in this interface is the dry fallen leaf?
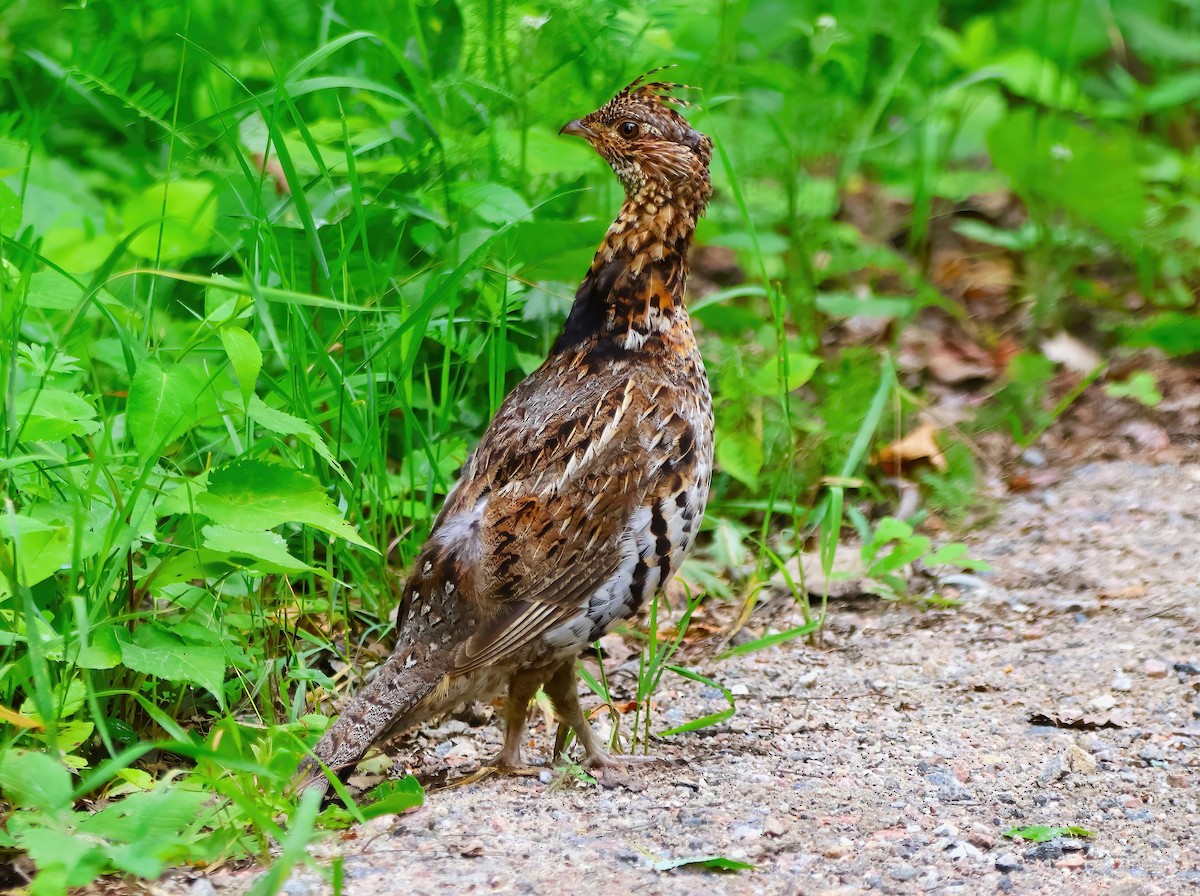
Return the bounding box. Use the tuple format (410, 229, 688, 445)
(1041, 331, 1102, 375)
(876, 423, 948, 474)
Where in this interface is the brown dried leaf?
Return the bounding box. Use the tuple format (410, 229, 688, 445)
(876, 424, 948, 474)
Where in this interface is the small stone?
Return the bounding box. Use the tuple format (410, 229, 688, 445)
(1090, 694, 1118, 711)
(995, 851, 1023, 872)
(1144, 659, 1169, 678)
(824, 842, 852, 859)
(190, 881, 217, 896)
(1168, 773, 1190, 788)
(1112, 674, 1134, 692)
(764, 816, 788, 837)
(889, 865, 920, 881)
(796, 670, 819, 689)
(729, 683, 750, 696)
(968, 828, 996, 850)
(459, 841, 485, 858)
(1067, 744, 1098, 773)
(1056, 853, 1085, 870)
(1138, 744, 1166, 763)
(1022, 447, 1046, 466)
(538, 769, 553, 784)
(933, 822, 959, 837)
(1024, 841, 1063, 863)
(1038, 755, 1068, 784)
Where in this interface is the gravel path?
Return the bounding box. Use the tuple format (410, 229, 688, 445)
(169, 461, 1200, 895)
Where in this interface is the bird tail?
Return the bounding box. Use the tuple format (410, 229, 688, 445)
(294, 643, 446, 796)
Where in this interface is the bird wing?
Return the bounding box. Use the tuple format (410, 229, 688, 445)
(444, 371, 660, 675)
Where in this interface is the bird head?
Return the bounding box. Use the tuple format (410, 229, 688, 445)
(560, 69, 713, 200)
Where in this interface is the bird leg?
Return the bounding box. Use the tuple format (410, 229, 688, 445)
(494, 668, 544, 771)
(544, 659, 616, 768)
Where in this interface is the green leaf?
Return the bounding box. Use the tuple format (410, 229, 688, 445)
(126, 360, 205, 460)
(987, 109, 1143, 241)
(0, 750, 74, 812)
(24, 270, 86, 310)
(76, 625, 124, 670)
(117, 623, 227, 708)
(657, 665, 737, 735)
(123, 179, 217, 261)
(200, 525, 316, 574)
(650, 854, 756, 872)
(1104, 371, 1162, 407)
(247, 395, 346, 482)
(1122, 313, 1200, 358)
(219, 328, 262, 404)
(361, 776, 425, 819)
(13, 820, 108, 891)
(1003, 825, 1093, 843)
(0, 181, 21, 235)
(717, 620, 821, 659)
(748, 351, 821, 395)
(196, 458, 372, 549)
(451, 181, 531, 225)
(716, 428, 763, 489)
(12, 388, 100, 441)
(0, 515, 73, 586)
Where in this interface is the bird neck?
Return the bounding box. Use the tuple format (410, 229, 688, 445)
(553, 176, 711, 356)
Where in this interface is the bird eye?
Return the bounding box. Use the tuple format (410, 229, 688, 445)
(618, 120, 640, 138)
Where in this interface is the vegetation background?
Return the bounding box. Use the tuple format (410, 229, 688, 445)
(1, 0, 1197, 891)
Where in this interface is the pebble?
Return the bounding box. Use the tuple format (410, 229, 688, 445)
(994, 852, 1023, 872)
(1112, 674, 1134, 692)
(889, 865, 920, 881)
(730, 683, 750, 696)
(1138, 744, 1166, 763)
(1090, 694, 1118, 711)
(1144, 659, 1169, 678)
(796, 670, 819, 689)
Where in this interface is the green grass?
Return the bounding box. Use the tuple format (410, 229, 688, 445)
(1, 0, 1198, 890)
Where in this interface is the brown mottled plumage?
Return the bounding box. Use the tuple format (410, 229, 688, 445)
(297, 71, 714, 794)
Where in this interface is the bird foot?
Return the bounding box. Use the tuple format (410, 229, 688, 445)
(443, 761, 542, 789)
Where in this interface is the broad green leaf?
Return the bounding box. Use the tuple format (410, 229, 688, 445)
(1123, 312, 1200, 357)
(0, 515, 72, 586)
(76, 625, 124, 670)
(0, 137, 28, 178)
(200, 525, 316, 574)
(123, 179, 216, 261)
(1004, 824, 1093, 843)
(247, 395, 345, 481)
(987, 109, 1144, 241)
(0, 181, 21, 235)
(716, 428, 763, 489)
(13, 821, 108, 891)
(24, 269, 85, 310)
(12, 388, 100, 442)
(748, 351, 821, 395)
(126, 360, 205, 460)
(219, 328, 262, 404)
(451, 181, 531, 225)
(196, 458, 372, 549)
(361, 776, 425, 819)
(650, 854, 756, 872)
(0, 750, 73, 812)
(117, 623, 227, 707)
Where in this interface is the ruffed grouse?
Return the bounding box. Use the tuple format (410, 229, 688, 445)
(298, 72, 714, 793)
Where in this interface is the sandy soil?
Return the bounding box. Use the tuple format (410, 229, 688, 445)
(164, 461, 1200, 896)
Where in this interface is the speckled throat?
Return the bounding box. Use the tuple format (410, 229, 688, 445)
(553, 161, 712, 357)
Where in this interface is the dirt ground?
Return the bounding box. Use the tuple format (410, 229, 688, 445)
(162, 460, 1200, 896)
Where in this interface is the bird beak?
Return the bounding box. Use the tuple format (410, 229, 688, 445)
(558, 119, 594, 139)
